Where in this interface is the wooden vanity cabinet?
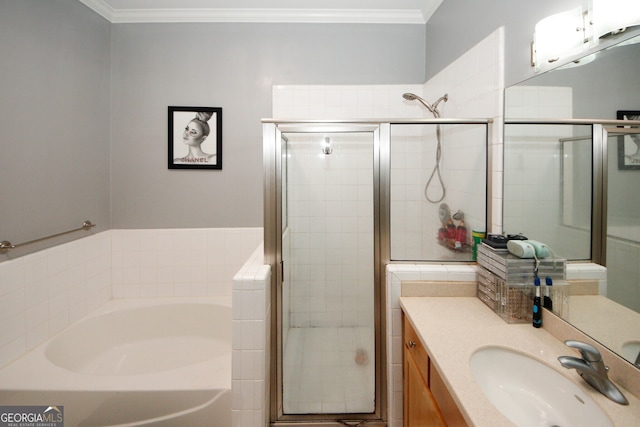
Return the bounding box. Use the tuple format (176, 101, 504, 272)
(403, 315, 468, 427)
(403, 316, 446, 426)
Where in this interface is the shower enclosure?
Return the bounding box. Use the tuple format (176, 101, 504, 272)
(264, 122, 384, 425)
(263, 119, 489, 425)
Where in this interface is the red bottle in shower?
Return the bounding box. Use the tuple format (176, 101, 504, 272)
(456, 220, 467, 246)
(438, 225, 447, 241)
(446, 219, 456, 240)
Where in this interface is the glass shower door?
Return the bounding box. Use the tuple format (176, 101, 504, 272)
(279, 130, 376, 418)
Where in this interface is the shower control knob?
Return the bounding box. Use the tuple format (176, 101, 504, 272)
(406, 340, 416, 349)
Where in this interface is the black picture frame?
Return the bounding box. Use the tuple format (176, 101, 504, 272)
(168, 106, 222, 170)
(616, 110, 640, 170)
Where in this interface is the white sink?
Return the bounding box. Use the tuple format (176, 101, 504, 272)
(470, 346, 613, 427)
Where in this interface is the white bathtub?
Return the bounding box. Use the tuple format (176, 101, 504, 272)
(0, 297, 231, 427)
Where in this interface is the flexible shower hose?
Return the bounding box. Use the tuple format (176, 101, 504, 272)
(424, 123, 446, 203)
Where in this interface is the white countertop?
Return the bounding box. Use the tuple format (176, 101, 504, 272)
(569, 295, 640, 363)
(400, 296, 640, 427)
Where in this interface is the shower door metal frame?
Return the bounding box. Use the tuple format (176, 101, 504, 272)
(263, 120, 389, 426)
(599, 123, 640, 266)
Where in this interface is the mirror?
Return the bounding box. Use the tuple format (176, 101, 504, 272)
(504, 32, 640, 367)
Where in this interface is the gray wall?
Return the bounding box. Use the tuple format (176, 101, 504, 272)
(4, 0, 600, 253)
(525, 41, 640, 119)
(110, 23, 426, 229)
(0, 2, 425, 256)
(425, 0, 584, 87)
(0, 0, 111, 258)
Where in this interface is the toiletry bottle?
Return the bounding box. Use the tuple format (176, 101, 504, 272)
(471, 230, 486, 261)
(533, 277, 542, 328)
(446, 219, 456, 239)
(438, 224, 447, 241)
(456, 219, 467, 246)
(543, 276, 553, 310)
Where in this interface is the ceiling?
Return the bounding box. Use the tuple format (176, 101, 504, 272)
(78, 0, 443, 24)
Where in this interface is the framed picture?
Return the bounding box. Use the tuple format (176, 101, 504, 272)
(617, 110, 640, 170)
(168, 106, 222, 170)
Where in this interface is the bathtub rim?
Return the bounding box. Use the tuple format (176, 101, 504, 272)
(0, 297, 231, 392)
(81, 295, 231, 316)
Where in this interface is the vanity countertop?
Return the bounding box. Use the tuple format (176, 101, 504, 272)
(400, 296, 640, 427)
(569, 295, 640, 362)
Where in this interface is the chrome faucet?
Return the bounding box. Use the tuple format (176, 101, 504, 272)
(558, 340, 629, 405)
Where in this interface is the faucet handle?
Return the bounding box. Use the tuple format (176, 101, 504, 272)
(565, 340, 602, 362)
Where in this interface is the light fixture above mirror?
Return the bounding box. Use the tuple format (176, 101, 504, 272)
(592, 0, 640, 39)
(532, 1, 640, 72)
(533, 6, 587, 68)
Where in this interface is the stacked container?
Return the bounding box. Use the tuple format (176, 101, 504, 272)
(476, 243, 569, 323)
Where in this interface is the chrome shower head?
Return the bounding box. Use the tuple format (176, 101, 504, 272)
(402, 92, 448, 118)
(402, 92, 419, 101)
(432, 94, 449, 110)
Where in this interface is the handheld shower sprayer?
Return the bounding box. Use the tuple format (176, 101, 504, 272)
(402, 92, 448, 118)
(402, 92, 450, 203)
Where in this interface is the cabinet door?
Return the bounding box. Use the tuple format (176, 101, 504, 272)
(404, 317, 446, 427)
(404, 350, 446, 426)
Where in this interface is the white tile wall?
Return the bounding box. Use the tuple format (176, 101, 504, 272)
(389, 122, 488, 260)
(285, 134, 374, 329)
(232, 244, 271, 427)
(0, 227, 263, 371)
(427, 27, 505, 235)
(0, 232, 111, 368)
(111, 228, 262, 298)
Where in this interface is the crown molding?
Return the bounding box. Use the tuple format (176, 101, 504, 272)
(77, 0, 426, 24)
(420, 1, 440, 23)
(78, 0, 114, 21)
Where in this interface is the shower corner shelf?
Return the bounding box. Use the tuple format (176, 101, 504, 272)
(437, 239, 471, 253)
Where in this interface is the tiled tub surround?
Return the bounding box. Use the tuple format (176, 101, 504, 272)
(111, 228, 262, 299)
(232, 244, 271, 427)
(0, 232, 111, 369)
(0, 227, 262, 369)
